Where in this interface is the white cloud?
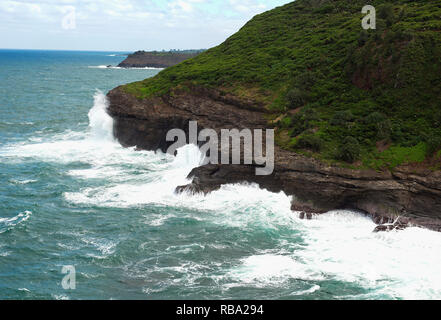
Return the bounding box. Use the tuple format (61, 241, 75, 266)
(229, 0, 267, 14)
(169, 0, 194, 13)
(0, 0, 292, 50)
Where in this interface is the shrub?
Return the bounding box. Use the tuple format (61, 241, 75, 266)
(296, 134, 323, 152)
(365, 112, 386, 125)
(434, 112, 441, 128)
(330, 110, 354, 126)
(314, 4, 333, 14)
(390, 123, 404, 142)
(289, 107, 319, 137)
(286, 88, 308, 109)
(280, 116, 292, 128)
(376, 119, 392, 140)
(364, 112, 391, 140)
(302, 106, 319, 122)
(378, 4, 396, 27)
(425, 134, 441, 156)
(358, 31, 369, 46)
(336, 136, 361, 163)
(295, 71, 317, 90)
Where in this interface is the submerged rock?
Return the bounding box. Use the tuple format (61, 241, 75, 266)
(373, 216, 411, 232)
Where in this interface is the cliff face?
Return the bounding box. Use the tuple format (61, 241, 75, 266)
(118, 51, 201, 68)
(107, 0, 441, 232)
(107, 86, 441, 231)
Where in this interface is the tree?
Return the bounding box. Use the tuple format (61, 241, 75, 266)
(336, 136, 361, 163)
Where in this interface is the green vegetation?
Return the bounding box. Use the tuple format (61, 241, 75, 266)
(337, 137, 362, 163)
(131, 49, 206, 56)
(122, 0, 441, 170)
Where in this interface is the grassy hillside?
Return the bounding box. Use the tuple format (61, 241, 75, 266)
(122, 0, 441, 170)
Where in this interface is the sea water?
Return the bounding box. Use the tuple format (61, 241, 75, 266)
(1, 49, 441, 300)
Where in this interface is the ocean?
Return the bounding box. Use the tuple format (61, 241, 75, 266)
(1, 49, 441, 300)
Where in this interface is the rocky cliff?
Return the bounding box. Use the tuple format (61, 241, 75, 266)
(108, 85, 441, 232)
(107, 0, 441, 232)
(118, 50, 201, 68)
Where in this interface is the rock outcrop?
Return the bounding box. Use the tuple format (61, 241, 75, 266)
(118, 51, 201, 69)
(107, 86, 441, 232)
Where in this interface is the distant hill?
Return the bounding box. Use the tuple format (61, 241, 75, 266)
(117, 50, 205, 68)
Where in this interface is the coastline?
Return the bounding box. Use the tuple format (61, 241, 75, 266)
(107, 85, 441, 232)
(117, 50, 202, 69)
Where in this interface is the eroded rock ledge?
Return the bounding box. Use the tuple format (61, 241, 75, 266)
(107, 86, 441, 232)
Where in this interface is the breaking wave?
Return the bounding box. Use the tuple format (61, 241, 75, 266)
(88, 65, 164, 70)
(0, 211, 32, 234)
(2, 91, 441, 299)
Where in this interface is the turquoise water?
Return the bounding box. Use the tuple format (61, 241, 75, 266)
(1, 50, 441, 300)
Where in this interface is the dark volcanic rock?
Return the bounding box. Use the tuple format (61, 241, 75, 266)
(373, 216, 411, 232)
(107, 86, 441, 232)
(118, 51, 201, 69)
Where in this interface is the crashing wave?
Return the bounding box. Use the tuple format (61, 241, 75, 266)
(0, 211, 32, 234)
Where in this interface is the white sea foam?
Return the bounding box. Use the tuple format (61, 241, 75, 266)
(142, 213, 177, 227)
(3, 91, 441, 299)
(295, 212, 441, 299)
(88, 90, 114, 141)
(228, 254, 325, 286)
(88, 65, 116, 69)
(52, 294, 70, 300)
(0, 211, 32, 234)
(88, 65, 164, 70)
(0, 92, 144, 168)
(0, 243, 10, 257)
(228, 210, 441, 299)
(82, 236, 117, 259)
(64, 95, 441, 298)
(9, 179, 37, 185)
(291, 285, 321, 296)
(63, 142, 204, 207)
(57, 138, 441, 298)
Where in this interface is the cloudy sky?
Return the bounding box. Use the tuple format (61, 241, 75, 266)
(0, 0, 292, 51)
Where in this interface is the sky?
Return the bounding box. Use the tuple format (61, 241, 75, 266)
(0, 0, 292, 51)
